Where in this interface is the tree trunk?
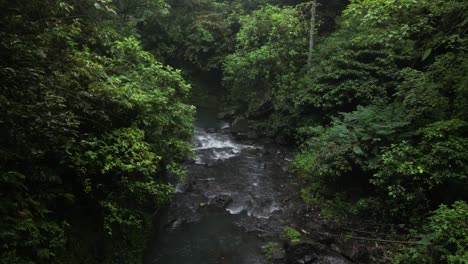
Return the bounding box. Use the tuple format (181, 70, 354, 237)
(307, 0, 317, 67)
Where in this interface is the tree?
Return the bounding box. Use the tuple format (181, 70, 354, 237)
(223, 5, 307, 135)
(138, 0, 236, 72)
(307, 0, 317, 67)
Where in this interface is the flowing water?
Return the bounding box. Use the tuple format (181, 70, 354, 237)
(144, 107, 296, 264)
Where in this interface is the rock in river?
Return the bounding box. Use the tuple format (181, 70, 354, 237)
(231, 116, 250, 134)
(284, 241, 351, 264)
(217, 109, 236, 120)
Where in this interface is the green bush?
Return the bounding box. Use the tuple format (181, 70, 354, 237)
(263, 242, 283, 260)
(0, 2, 194, 263)
(295, 105, 408, 195)
(395, 201, 468, 264)
(283, 226, 302, 242)
(372, 120, 468, 219)
(223, 5, 307, 135)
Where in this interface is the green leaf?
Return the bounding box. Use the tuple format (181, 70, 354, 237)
(94, 2, 104, 11)
(422, 48, 432, 61)
(352, 145, 364, 155)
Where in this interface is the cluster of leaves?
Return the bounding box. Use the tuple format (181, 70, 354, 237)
(0, 0, 194, 263)
(372, 120, 468, 221)
(295, 105, 409, 199)
(395, 201, 468, 264)
(283, 226, 302, 242)
(263, 241, 282, 260)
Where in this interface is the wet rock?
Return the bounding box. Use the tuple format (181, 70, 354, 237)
(204, 162, 215, 168)
(261, 137, 274, 144)
(206, 127, 217, 133)
(217, 109, 236, 120)
(233, 133, 248, 140)
(209, 194, 233, 209)
(259, 148, 271, 156)
(340, 242, 369, 263)
(175, 182, 189, 193)
(247, 130, 259, 139)
(275, 134, 288, 145)
(230, 149, 240, 155)
(284, 241, 323, 264)
(220, 125, 231, 132)
(330, 244, 340, 252)
(231, 116, 250, 134)
(272, 248, 285, 261)
(276, 149, 286, 158)
(186, 181, 197, 192)
(284, 241, 351, 264)
(242, 146, 258, 154)
(317, 255, 351, 264)
(350, 245, 369, 262)
(310, 231, 336, 246)
(164, 218, 184, 230)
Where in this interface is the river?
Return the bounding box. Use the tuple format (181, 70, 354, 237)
(143, 107, 297, 264)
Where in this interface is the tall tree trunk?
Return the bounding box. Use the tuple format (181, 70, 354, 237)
(307, 0, 317, 67)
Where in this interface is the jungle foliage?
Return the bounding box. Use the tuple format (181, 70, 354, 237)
(0, 0, 194, 263)
(1, 0, 467, 263)
(222, 0, 467, 262)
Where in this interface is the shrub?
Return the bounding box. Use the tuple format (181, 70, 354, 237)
(283, 226, 302, 242)
(395, 201, 468, 264)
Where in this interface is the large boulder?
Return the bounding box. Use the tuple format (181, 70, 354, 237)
(217, 109, 236, 120)
(338, 241, 370, 263)
(208, 194, 233, 209)
(275, 134, 288, 145)
(284, 241, 322, 264)
(247, 130, 259, 139)
(284, 241, 352, 264)
(231, 116, 250, 134)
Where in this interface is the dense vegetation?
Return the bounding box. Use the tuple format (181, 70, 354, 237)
(1, 0, 467, 263)
(223, 0, 467, 262)
(0, 1, 194, 263)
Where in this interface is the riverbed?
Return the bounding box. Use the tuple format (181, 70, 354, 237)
(143, 107, 298, 264)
